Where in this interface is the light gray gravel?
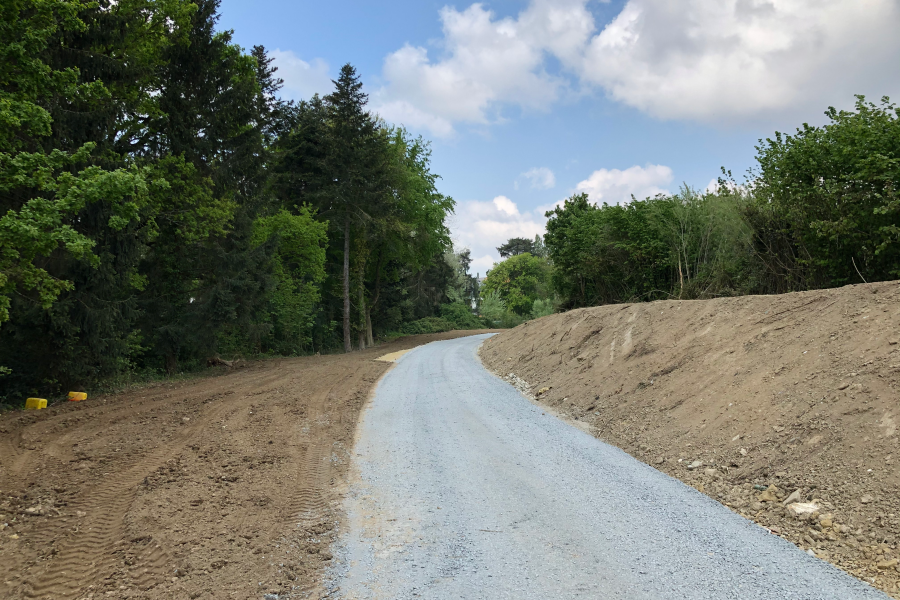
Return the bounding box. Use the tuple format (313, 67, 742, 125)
(327, 334, 887, 599)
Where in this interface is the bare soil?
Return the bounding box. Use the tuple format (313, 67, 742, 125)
(0, 330, 496, 600)
(481, 281, 900, 598)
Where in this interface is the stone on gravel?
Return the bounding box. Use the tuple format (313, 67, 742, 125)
(861, 494, 875, 504)
(787, 502, 821, 517)
(783, 489, 803, 506)
(758, 485, 780, 502)
(686, 460, 702, 470)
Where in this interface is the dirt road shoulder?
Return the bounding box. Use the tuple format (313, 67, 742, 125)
(0, 330, 496, 600)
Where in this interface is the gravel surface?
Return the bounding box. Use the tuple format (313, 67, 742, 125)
(327, 334, 888, 599)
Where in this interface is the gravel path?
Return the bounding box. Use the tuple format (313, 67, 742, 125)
(327, 334, 887, 599)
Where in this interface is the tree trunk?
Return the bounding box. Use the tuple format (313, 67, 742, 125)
(343, 215, 351, 353)
(357, 273, 366, 350)
(366, 311, 374, 347)
(366, 249, 383, 348)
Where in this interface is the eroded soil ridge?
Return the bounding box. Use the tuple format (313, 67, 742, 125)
(481, 281, 900, 598)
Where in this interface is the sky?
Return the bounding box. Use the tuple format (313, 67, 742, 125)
(218, 0, 900, 275)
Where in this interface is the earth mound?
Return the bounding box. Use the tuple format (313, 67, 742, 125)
(481, 281, 900, 597)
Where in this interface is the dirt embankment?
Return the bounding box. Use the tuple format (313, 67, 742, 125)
(0, 330, 496, 600)
(481, 282, 900, 598)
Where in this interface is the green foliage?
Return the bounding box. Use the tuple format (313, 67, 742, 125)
(544, 193, 672, 307)
(439, 302, 484, 329)
(530, 298, 556, 318)
(497, 237, 534, 258)
(543, 96, 900, 312)
(750, 95, 900, 285)
(481, 253, 551, 316)
(398, 316, 455, 336)
(478, 289, 505, 323)
(0, 0, 459, 401)
(252, 207, 328, 354)
(647, 186, 754, 299)
(396, 303, 486, 337)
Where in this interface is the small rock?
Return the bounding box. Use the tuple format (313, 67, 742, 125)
(818, 514, 834, 529)
(837, 382, 850, 390)
(264, 595, 280, 600)
(783, 489, 803, 506)
(703, 468, 718, 477)
(537, 387, 550, 395)
(749, 501, 765, 512)
(9, 534, 19, 540)
(654, 457, 665, 465)
(182, 417, 190, 423)
(877, 558, 899, 569)
(806, 549, 816, 557)
(773, 426, 785, 433)
(787, 502, 820, 517)
(861, 494, 875, 504)
(686, 460, 703, 470)
(739, 448, 748, 456)
(758, 485, 780, 502)
(75, 511, 87, 517)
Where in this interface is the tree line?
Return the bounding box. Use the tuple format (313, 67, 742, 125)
(0, 0, 484, 403)
(482, 96, 900, 319)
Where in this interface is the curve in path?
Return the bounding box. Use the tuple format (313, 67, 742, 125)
(329, 334, 888, 600)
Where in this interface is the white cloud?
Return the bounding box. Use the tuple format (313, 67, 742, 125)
(372, 0, 594, 136)
(373, 0, 900, 131)
(574, 164, 673, 204)
(270, 50, 333, 101)
(449, 195, 547, 274)
(580, 0, 900, 122)
(519, 167, 556, 190)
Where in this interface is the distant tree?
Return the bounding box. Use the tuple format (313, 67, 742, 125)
(497, 237, 534, 258)
(531, 234, 548, 258)
(481, 253, 550, 315)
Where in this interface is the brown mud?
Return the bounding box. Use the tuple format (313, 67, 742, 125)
(0, 330, 496, 600)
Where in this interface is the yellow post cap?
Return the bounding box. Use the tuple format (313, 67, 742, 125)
(68, 392, 87, 401)
(25, 398, 47, 410)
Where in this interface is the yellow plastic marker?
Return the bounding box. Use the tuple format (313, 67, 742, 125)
(25, 398, 47, 410)
(68, 392, 87, 401)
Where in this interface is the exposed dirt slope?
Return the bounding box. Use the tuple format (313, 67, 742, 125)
(0, 330, 495, 600)
(481, 282, 900, 598)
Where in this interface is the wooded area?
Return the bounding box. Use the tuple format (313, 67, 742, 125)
(527, 97, 900, 310)
(0, 0, 483, 403)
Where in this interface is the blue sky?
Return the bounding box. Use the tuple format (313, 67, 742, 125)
(219, 0, 900, 274)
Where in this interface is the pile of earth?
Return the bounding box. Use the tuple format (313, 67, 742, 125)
(480, 281, 900, 598)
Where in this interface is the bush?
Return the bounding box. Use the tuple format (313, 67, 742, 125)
(530, 298, 556, 318)
(479, 290, 506, 323)
(439, 302, 484, 329)
(398, 317, 456, 336)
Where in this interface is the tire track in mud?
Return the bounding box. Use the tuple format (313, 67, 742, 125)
(20, 397, 239, 599)
(0, 331, 497, 600)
